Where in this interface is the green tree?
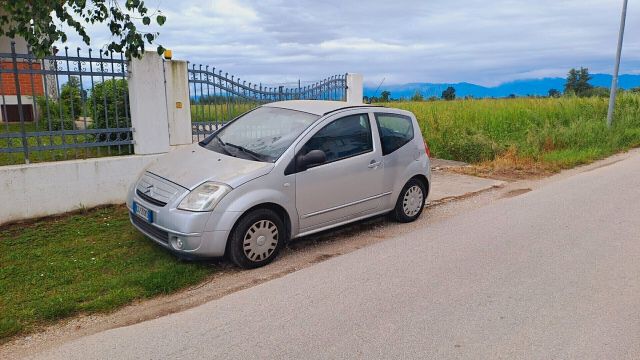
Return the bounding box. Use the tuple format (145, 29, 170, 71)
(548, 88, 561, 98)
(564, 67, 593, 97)
(37, 76, 84, 130)
(410, 91, 424, 102)
(565, 68, 578, 94)
(60, 77, 83, 119)
(0, 0, 166, 58)
(441, 86, 455, 101)
(380, 90, 391, 102)
(89, 78, 128, 139)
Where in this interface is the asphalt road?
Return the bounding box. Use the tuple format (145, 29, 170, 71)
(31, 153, 640, 359)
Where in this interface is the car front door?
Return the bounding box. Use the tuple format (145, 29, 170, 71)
(294, 112, 384, 232)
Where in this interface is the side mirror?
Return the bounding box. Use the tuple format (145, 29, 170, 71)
(297, 149, 327, 170)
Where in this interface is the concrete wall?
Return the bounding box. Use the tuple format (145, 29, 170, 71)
(0, 154, 163, 225)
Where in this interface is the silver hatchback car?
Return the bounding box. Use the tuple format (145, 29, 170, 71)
(127, 101, 431, 268)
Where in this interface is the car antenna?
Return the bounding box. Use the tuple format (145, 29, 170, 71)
(371, 77, 385, 104)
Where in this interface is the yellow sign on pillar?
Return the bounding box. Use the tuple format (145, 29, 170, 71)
(176, 101, 183, 109)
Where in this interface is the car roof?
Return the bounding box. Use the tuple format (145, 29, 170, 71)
(262, 100, 380, 116)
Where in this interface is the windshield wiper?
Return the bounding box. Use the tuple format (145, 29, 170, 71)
(211, 136, 232, 156)
(225, 143, 266, 162)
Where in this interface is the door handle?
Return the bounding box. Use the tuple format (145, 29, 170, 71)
(368, 160, 381, 168)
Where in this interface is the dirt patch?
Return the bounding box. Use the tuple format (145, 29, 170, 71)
(453, 166, 551, 181)
(448, 148, 554, 181)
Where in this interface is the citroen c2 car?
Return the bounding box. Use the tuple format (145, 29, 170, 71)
(127, 100, 431, 268)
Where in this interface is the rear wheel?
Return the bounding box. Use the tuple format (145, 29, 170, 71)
(392, 178, 426, 223)
(227, 209, 285, 269)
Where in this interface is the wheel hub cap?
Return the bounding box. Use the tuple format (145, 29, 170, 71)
(243, 220, 279, 262)
(402, 185, 424, 217)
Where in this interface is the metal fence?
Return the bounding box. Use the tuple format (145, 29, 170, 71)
(188, 64, 347, 141)
(0, 42, 132, 165)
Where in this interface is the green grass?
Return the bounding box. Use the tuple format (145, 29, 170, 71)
(384, 93, 640, 171)
(191, 102, 259, 122)
(0, 122, 132, 166)
(0, 206, 216, 340)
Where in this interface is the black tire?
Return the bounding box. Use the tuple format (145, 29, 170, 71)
(227, 208, 285, 269)
(392, 178, 427, 223)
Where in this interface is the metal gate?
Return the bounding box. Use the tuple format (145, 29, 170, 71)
(0, 42, 132, 165)
(188, 64, 347, 141)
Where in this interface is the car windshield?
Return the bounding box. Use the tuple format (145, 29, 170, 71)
(200, 107, 319, 162)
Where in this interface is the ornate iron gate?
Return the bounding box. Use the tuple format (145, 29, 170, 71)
(188, 64, 347, 141)
(0, 42, 132, 165)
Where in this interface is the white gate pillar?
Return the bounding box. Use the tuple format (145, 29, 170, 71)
(128, 51, 171, 154)
(165, 60, 192, 146)
(346, 73, 363, 104)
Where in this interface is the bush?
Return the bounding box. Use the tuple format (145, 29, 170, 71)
(410, 91, 424, 102)
(35, 96, 76, 130)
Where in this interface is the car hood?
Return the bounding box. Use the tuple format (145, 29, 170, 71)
(145, 144, 274, 190)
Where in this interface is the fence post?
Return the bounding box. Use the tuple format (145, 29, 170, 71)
(346, 73, 363, 104)
(165, 60, 192, 146)
(128, 51, 170, 154)
(10, 42, 30, 163)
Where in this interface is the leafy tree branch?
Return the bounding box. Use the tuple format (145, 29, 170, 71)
(0, 0, 166, 58)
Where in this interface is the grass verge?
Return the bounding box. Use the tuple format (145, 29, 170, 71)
(386, 93, 640, 178)
(0, 205, 216, 341)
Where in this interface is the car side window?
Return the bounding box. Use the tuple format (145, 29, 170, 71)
(375, 113, 414, 156)
(300, 114, 373, 164)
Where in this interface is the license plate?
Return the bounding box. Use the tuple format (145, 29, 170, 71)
(133, 202, 153, 223)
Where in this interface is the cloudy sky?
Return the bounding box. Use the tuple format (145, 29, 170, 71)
(67, 0, 639, 86)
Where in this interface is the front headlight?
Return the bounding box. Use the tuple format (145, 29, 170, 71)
(178, 182, 231, 212)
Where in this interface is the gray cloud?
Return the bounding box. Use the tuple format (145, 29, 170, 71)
(64, 0, 639, 86)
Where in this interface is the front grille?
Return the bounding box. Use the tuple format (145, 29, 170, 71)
(135, 172, 186, 207)
(136, 189, 167, 207)
(131, 213, 169, 243)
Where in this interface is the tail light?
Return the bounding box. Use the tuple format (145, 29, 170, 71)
(424, 140, 431, 158)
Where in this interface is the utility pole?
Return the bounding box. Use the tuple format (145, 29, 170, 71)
(607, 0, 628, 127)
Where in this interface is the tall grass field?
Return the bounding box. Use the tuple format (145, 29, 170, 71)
(385, 93, 640, 175)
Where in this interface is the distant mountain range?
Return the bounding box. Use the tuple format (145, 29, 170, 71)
(363, 74, 640, 99)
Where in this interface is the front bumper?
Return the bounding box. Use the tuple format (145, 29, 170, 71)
(129, 212, 231, 257)
(127, 190, 237, 258)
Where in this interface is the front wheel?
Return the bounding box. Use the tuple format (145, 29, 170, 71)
(227, 209, 285, 269)
(392, 178, 426, 223)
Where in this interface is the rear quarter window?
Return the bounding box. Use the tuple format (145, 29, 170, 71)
(375, 113, 414, 155)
